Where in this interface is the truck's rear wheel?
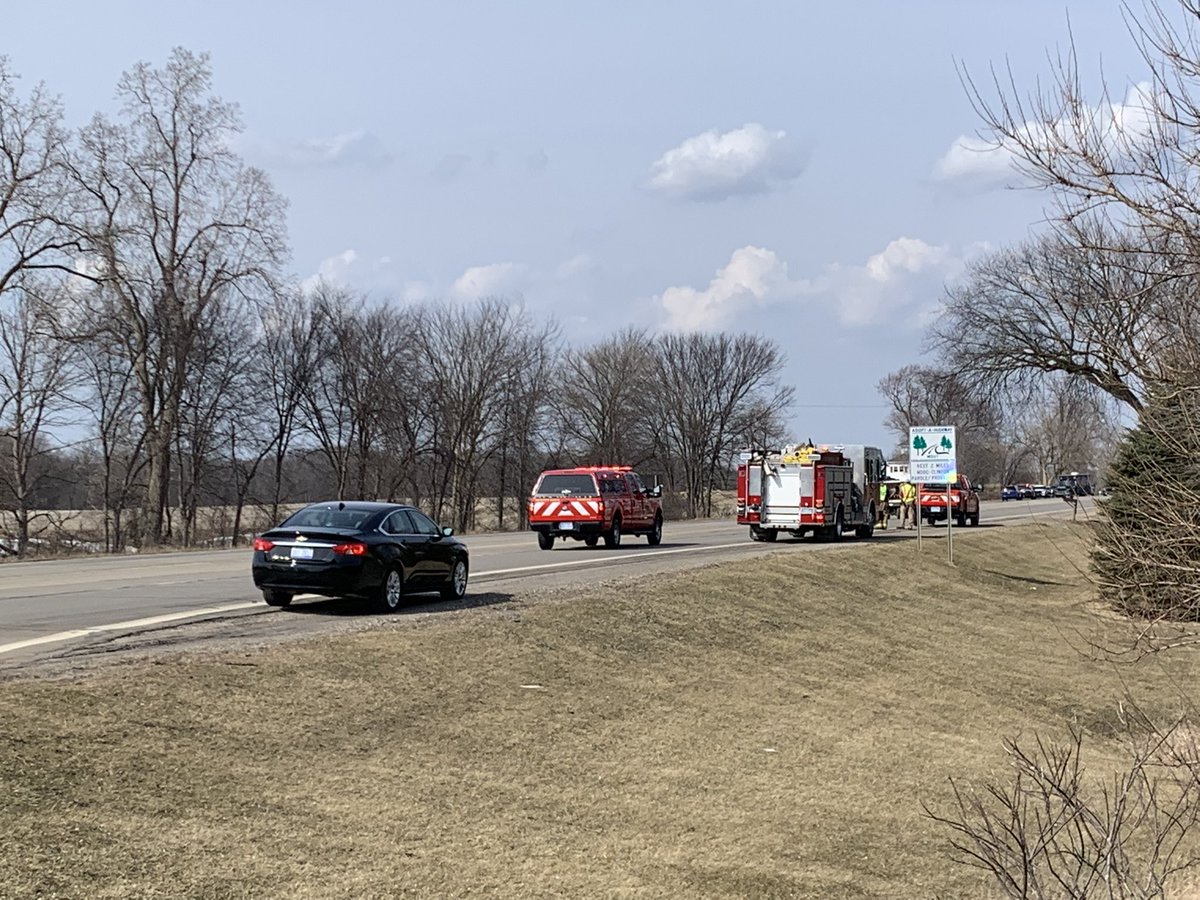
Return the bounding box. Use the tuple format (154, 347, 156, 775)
(603, 516, 622, 548)
(537, 531, 554, 550)
(584, 536, 598, 547)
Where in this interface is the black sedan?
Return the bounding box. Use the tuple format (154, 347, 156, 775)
(251, 501, 469, 611)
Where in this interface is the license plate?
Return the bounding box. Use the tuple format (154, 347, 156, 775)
(929, 507, 943, 514)
(290, 546, 314, 559)
(558, 522, 574, 531)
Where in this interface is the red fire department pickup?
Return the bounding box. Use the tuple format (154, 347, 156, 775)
(918, 476, 981, 527)
(528, 466, 664, 550)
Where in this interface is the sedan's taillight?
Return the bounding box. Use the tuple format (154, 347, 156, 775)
(253, 537, 274, 551)
(332, 541, 367, 556)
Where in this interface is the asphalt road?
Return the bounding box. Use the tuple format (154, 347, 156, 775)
(0, 497, 1085, 670)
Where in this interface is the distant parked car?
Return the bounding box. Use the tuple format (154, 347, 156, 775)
(251, 501, 469, 611)
(1054, 472, 1093, 496)
(1033, 484, 1054, 498)
(1001, 484, 1023, 501)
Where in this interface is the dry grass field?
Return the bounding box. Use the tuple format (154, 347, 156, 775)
(3, 520, 1200, 898)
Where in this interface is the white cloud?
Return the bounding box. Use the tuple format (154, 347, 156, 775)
(300, 249, 359, 293)
(251, 130, 393, 169)
(648, 123, 806, 201)
(934, 81, 1159, 186)
(655, 238, 963, 331)
(834, 237, 957, 326)
(451, 262, 528, 300)
(865, 237, 950, 282)
(658, 246, 796, 330)
(300, 250, 396, 294)
(932, 134, 1019, 185)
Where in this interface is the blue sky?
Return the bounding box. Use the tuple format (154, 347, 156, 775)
(4, 1, 1150, 451)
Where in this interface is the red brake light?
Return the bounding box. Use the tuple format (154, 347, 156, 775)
(332, 541, 368, 556)
(253, 537, 274, 551)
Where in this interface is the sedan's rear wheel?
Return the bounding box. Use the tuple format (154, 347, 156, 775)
(378, 566, 405, 612)
(262, 589, 292, 607)
(441, 558, 469, 601)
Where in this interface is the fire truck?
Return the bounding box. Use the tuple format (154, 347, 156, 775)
(736, 443, 887, 541)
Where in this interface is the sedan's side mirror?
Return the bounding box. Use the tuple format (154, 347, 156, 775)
(441, 526, 455, 537)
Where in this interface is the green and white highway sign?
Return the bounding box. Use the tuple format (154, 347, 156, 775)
(909, 425, 957, 484)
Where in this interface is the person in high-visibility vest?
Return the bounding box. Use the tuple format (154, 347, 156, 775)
(877, 482, 890, 529)
(899, 478, 917, 529)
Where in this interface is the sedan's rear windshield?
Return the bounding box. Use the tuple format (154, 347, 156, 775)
(282, 506, 376, 529)
(535, 474, 597, 495)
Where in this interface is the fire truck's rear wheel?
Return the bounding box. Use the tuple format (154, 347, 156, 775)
(537, 531, 554, 550)
(584, 536, 599, 547)
(647, 514, 663, 545)
(603, 517, 622, 548)
(828, 511, 845, 541)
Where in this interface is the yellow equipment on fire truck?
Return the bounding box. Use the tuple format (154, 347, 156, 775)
(736, 443, 887, 542)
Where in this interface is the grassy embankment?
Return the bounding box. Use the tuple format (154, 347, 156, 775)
(3, 519, 1199, 898)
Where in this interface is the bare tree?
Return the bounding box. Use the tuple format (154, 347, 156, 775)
(65, 48, 287, 545)
(933, 228, 1181, 414)
(1018, 375, 1119, 484)
(73, 305, 147, 552)
(0, 287, 76, 556)
(298, 288, 419, 501)
(553, 328, 658, 465)
(0, 58, 78, 300)
(653, 332, 793, 518)
(927, 724, 1200, 899)
(208, 286, 324, 541)
(175, 305, 251, 546)
(877, 364, 1006, 482)
(417, 298, 558, 531)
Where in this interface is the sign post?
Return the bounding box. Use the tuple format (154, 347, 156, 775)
(909, 426, 958, 564)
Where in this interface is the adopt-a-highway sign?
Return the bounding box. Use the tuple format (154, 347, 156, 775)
(909, 425, 957, 484)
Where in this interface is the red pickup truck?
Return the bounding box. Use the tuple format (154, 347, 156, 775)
(528, 466, 664, 549)
(919, 476, 981, 527)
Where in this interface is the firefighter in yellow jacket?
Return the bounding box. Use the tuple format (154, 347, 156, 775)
(899, 478, 917, 530)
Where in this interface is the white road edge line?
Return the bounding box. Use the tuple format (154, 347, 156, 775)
(0, 540, 765, 657)
(0, 603, 261, 656)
